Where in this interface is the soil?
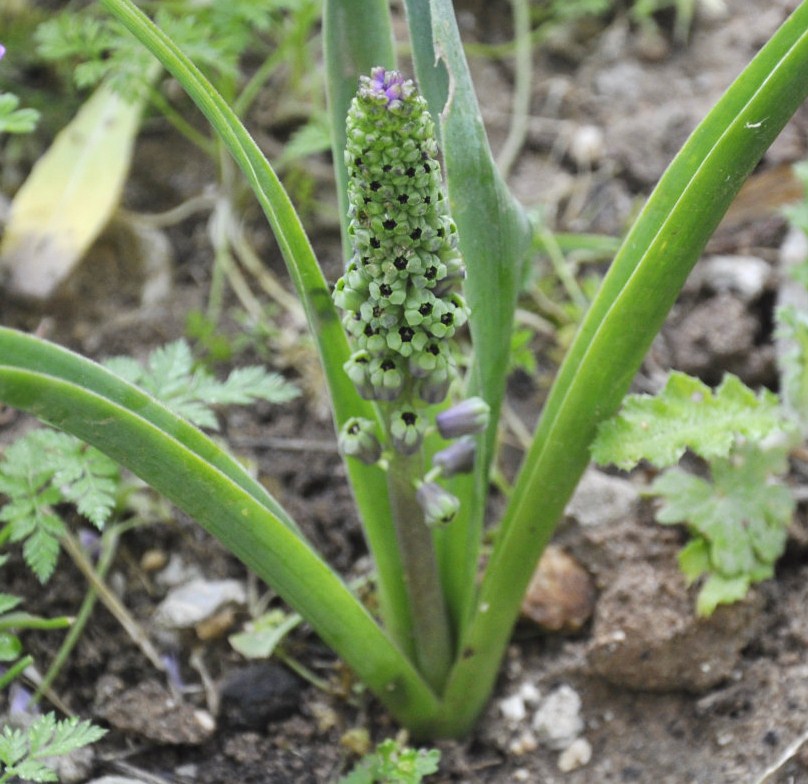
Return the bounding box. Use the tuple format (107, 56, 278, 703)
(3, 1, 808, 782)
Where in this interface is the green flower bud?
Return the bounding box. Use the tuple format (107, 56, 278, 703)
(416, 481, 460, 527)
(417, 366, 452, 404)
(368, 354, 405, 402)
(339, 417, 382, 464)
(343, 350, 374, 399)
(389, 409, 426, 455)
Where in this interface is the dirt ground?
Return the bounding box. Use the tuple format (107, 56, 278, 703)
(3, 1, 808, 782)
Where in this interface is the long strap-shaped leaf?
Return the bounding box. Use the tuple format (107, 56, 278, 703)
(0, 327, 439, 727)
(432, 0, 808, 737)
(98, 0, 413, 658)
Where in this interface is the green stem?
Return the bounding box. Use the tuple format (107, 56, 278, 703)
(33, 525, 121, 704)
(385, 449, 453, 693)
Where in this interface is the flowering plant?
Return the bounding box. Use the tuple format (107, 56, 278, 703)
(2, 0, 808, 738)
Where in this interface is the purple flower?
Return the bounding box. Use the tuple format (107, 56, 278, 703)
(0, 44, 6, 61)
(359, 66, 415, 110)
(369, 66, 406, 106)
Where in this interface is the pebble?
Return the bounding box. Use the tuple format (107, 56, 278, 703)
(500, 693, 528, 725)
(153, 577, 246, 629)
(569, 124, 605, 168)
(521, 545, 595, 633)
(218, 662, 304, 729)
(532, 684, 584, 751)
(565, 468, 639, 528)
(86, 778, 149, 784)
(696, 255, 770, 301)
(557, 737, 593, 772)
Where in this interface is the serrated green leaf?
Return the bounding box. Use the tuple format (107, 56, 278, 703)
(0, 594, 22, 615)
(0, 94, 40, 135)
(22, 525, 63, 583)
(0, 726, 26, 767)
(677, 538, 710, 585)
(8, 760, 59, 782)
(696, 573, 751, 617)
(651, 441, 793, 614)
(104, 340, 299, 430)
(592, 372, 788, 470)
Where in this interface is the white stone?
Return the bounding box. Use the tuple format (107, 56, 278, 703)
(499, 693, 527, 725)
(519, 681, 542, 706)
(532, 684, 584, 751)
(557, 737, 593, 772)
(153, 578, 246, 629)
(569, 125, 605, 168)
(565, 468, 639, 527)
(698, 255, 770, 301)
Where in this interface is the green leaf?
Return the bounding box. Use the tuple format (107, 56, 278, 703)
(229, 609, 302, 659)
(649, 440, 793, 616)
(696, 573, 752, 618)
(0, 714, 105, 783)
(339, 738, 441, 784)
(0, 94, 40, 135)
(104, 340, 299, 430)
(0, 594, 22, 616)
(592, 372, 788, 470)
(0, 632, 23, 662)
(677, 537, 711, 585)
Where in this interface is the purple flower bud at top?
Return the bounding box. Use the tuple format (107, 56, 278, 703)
(0, 44, 6, 61)
(416, 481, 460, 527)
(368, 66, 408, 108)
(436, 396, 490, 439)
(432, 436, 477, 477)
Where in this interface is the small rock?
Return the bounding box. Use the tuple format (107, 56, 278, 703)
(95, 678, 215, 745)
(565, 468, 639, 528)
(518, 681, 542, 706)
(86, 778, 149, 784)
(521, 545, 595, 632)
(569, 125, 605, 168)
(508, 730, 538, 756)
(588, 561, 763, 692)
(499, 693, 528, 725)
(532, 684, 584, 751)
(218, 662, 304, 729)
(695, 255, 771, 301)
(153, 578, 246, 629)
(557, 737, 592, 772)
(155, 554, 202, 588)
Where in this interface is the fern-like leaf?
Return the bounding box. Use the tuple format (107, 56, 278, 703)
(104, 339, 299, 430)
(0, 714, 106, 783)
